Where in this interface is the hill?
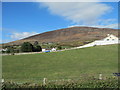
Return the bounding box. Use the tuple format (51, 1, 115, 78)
(2, 45, 118, 82)
(3, 26, 118, 46)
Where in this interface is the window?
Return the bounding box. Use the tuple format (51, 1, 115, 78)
(107, 39, 109, 41)
(112, 39, 114, 41)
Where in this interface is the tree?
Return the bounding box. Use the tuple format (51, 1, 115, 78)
(21, 42, 34, 52)
(33, 45, 42, 52)
(6, 49, 10, 54)
(57, 46, 62, 50)
(34, 41, 39, 46)
(6, 46, 15, 55)
(33, 41, 42, 52)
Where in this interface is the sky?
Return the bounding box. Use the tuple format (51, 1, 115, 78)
(1, 1, 119, 43)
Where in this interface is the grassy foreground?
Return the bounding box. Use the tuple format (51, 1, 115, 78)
(2, 45, 118, 83)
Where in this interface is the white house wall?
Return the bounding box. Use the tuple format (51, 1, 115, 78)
(94, 40, 119, 45)
(77, 35, 119, 49)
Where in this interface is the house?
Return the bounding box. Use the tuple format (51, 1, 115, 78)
(42, 49, 46, 52)
(94, 34, 119, 45)
(51, 48, 57, 52)
(0, 48, 8, 52)
(42, 48, 51, 53)
(77, 34, 120, 48)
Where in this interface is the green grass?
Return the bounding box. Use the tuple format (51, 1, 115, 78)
(2, 45, 118, 83)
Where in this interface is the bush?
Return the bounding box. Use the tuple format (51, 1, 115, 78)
(33, 45, 42, 52)
(57, 46, 62, 50)
(33, 41, 42, 52)
(14, 49, 20, 53)
(21, 42, 34, 52)
(6, 46, 15, 55)
(2, 50, 5, 53)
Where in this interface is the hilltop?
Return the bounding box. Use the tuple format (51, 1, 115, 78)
(3, 26, 118, 46)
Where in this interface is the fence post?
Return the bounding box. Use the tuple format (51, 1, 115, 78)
(1, 79, 4, 83)
(43, 78, 47, 85)
(99, 74, 102, 80)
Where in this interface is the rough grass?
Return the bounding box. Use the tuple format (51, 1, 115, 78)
(2, 77, 119, 89)
(2, 45, 118, 83)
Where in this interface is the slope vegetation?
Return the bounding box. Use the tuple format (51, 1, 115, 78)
(5, 26, 118, 45)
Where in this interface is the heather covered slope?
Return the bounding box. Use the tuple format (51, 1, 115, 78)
(4, 26, 118, 45)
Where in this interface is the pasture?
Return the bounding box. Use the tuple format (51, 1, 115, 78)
(2, 45, 118, 83)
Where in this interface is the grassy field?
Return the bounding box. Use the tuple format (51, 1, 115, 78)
(2, 45, 118, 83)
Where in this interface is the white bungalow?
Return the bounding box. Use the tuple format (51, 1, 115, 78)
(93, 34, 119, 45)
(42, 49, 46, 52)
(51, 48, 57, 52)
(0, 48, 8, 52)
(77, 34, 119, 48)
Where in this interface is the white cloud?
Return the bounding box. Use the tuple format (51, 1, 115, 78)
(98, 19, 117, 25)
(1, 39, 16, 44)
(92, 23, 118, 29)
(68, 23, 119, 29)
(40, 2, 112, 25)
(10, 32, 38, 40)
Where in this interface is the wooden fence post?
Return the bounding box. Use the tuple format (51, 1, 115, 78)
(99, 74, 102, 80)
(43, 78, 47, 85)
(1, 79, 4, 83)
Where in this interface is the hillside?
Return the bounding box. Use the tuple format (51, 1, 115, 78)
(3, 26, 118, 46)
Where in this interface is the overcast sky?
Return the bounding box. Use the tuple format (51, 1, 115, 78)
(2, 1, 119, 43)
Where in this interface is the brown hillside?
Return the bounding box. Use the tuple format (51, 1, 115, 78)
(3, 26, 118, 46)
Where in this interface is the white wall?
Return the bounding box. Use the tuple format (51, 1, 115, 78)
(51, 48, 56, 51)
(77, 35, 119, 49)
(42, 49, 46, 52)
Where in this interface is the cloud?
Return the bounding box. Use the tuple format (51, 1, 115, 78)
(94, 19, 118, 29)
(68, 23, 119, 29)
(40, 2, 112, 25)
(10, 32, 38, 40)
(98, 19, 117, 25)
(92, 23, 119, 29)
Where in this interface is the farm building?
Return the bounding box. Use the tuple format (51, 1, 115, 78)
(77, 34, 120, 48)
(51, 48, 57, 52)
(42, 48, 57, 52)
(42, 49, 46, 52)
(0, 48, 8, 52)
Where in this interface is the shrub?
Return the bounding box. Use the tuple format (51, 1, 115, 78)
(21, 42, 34, 52)
(33, 45, 42, 52)
(6, 46, 15, 55)
(33, 41, 42, 52)
(57, 46, 62, 50)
